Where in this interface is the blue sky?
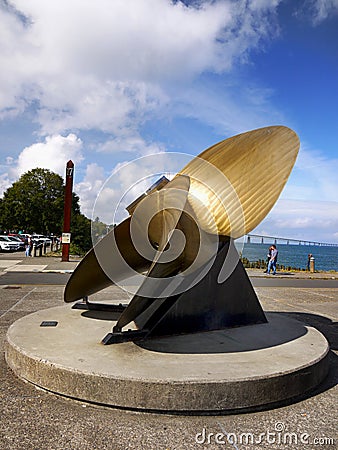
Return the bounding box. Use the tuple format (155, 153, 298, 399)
(0, 0, 337, 243)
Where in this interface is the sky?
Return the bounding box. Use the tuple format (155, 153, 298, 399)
(0, 0, 337, 243)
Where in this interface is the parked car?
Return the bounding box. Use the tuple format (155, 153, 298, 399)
(7, 236, 26, 251)
(18, 233, 31, 242)
(0, 235, 20, 252)
(8, 233, 25, 242)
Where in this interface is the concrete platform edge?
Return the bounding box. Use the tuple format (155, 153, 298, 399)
(5, 308, 330, 413)
(5, 340, 330, 413)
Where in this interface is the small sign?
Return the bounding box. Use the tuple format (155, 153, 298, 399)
(40, 321, 58, 327)
(62, 233, 71, 244)
(66, 166, 74, 177)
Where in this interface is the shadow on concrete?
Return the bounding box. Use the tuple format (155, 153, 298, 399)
(140, 311, 337, 416)
(280, 311, 338, 351)
(136, 312, 308, 354)
(81, 310, 122, 321)
(80, 309, 336, 356)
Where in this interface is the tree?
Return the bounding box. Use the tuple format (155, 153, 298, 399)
(0, 168, 81, 235)
(71, 213, 92, 254)
(91, 216, 109, 244)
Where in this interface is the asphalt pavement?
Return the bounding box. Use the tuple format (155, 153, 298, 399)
(0, 252, 337, 287)
(0, 252, 337, 449)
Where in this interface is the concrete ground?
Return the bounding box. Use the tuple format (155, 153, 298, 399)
(0, 254, 337, 449)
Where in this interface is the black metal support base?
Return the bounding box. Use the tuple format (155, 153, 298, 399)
(72, 296, 128, 313)
(134, 243, 267, 338)
(100, 240, 267, 344)
(102, 329, 149, 345)
(72, 240, 267, 345)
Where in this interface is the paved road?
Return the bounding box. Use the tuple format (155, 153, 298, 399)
(252, 277, 338, 288)
(0, 253, 76, 286)
(1, 271, 338, 288)
(1, 283, 337, 449)
(0, 254, 337, 449)
(0, 252, 337, 287)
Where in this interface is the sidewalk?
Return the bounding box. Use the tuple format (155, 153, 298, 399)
(0, 254, 80, 273)
(247, 267, 338, 279)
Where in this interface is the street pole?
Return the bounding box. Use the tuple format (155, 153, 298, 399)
(61, 160, 74, 262)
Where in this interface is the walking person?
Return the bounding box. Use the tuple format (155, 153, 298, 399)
(25, 236, 33, 257)
(29, 236, 33, 256)
(267, 244, 278, 275)
(24, 236, 30, 257)
(307, 253, 313, 271)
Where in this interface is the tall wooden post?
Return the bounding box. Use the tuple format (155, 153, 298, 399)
(61, 160, 74, 262)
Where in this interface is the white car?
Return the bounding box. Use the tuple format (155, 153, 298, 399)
(0, 235, 20, 252)
(7, 236, 26, 251)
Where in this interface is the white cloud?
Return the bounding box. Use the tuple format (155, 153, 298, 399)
(167, 78, 284, 135)
(254, 199, 338, 243)
(254, 144, 338, 243)
(90, 152, 193, 224)
(11, 0, 233, 79)
(0, 0, 286, 206)
(294, 0, 338, 24)
(0, 0, 282, 135)
(309, 0, 338, 23)
(0, 173, 12, 196)
(12, 133, 84, 178)
(1, 0, 336, 246)
(97, 134, 166, 156)
(75, 163, 106, 217)
(225, 138, 336, 245)
(74, 155, 175, 222)
(282, 145, 338, 203)
(35, 80, 169, 136)
(82, 148, 338, 244)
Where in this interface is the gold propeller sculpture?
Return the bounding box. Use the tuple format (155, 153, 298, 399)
(64, 126, 299, 344)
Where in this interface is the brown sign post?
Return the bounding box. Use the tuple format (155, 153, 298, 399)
(61, 160, 74, 262)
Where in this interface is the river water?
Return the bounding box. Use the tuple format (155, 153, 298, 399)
(235, 242, 338, 272)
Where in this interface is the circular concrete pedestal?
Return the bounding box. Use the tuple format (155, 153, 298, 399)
(5, 306, 329, 412)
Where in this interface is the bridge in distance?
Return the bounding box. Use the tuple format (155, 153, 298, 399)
(246, 234, 338, 247)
